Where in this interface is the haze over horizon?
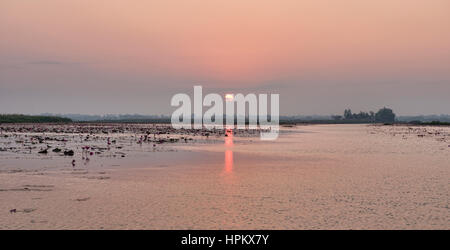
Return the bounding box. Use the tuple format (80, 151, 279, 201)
(1, 0, 449, 116)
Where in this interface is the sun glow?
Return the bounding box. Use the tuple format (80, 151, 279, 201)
(225, 94, 234, 102)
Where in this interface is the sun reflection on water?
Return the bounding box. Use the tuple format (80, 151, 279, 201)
(224, 129, 233, 173)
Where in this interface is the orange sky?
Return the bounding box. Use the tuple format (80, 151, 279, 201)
(1, 0, 449, 115)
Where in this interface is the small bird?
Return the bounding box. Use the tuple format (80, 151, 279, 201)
(10, 209, 16, 213)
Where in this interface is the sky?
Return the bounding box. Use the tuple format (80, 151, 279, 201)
(1, 0, 449, 116)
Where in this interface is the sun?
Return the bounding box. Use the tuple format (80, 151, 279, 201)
(225, 94, 234, 102)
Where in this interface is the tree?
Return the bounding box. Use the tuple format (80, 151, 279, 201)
(344, 109, 352, 119)
(369, 111, 375, 122)
(375, 107, 395, 123)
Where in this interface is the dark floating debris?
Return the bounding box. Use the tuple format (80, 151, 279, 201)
(8, 208, 36, 213)
(64, 150, 74, 156)
(22, 208, 37, 213)
(38, 149, 48, 154)
(75, 197, 90, 202)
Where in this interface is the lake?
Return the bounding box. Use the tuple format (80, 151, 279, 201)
(0, 124, 448, 229)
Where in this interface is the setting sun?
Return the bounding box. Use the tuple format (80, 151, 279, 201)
(225, 94, 234, 102)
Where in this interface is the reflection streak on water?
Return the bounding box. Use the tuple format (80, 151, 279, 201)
(224, 129, 233, 173)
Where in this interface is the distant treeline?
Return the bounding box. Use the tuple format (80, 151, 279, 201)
(332, 107, 396, 123)
(4, 110, 448, 125)
(87, 118, 171, 124)
(397, 115, 450, 123)
(40, 113, 168, 122)
(403, 120, 450, 126)
(0, 114, 72, 123)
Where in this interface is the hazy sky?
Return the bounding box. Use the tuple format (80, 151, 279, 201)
(1, 0, 449, 115)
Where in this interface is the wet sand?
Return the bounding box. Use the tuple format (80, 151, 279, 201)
(0, 124, 449, 229)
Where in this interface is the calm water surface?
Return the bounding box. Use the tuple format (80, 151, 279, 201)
(0, 124, 449, 229)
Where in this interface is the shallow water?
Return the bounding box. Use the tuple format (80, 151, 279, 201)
(0, 124, 449, 229)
